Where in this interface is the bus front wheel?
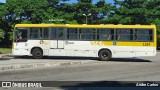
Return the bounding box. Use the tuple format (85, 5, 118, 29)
(32, 48, 43, 59)
(99, 50, 111, 61)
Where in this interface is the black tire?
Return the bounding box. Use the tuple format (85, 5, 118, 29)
(32, 48, 43, 59)
(99, 50, 112, 61)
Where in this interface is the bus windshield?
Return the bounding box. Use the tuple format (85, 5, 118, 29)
(14, 28, 28, 42)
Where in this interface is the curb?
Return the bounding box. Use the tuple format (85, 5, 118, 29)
(0, 60, 100, 71)
(0, 54, 13, 57)
(0, 54, 14, 60)
(0, 56, 14, 59)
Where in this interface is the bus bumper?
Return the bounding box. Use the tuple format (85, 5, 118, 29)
(12, 48, 30, 56)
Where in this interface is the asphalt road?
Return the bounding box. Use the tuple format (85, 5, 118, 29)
(0, 52, 160, 90)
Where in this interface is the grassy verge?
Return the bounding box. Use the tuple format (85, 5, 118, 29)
(0, 48, 12, 54)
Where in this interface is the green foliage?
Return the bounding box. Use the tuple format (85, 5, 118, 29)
(0, 28, 5, 39)
(107, 0, 149, 24)
(4, 0, 49, 24)
(153, 19, 160, 31)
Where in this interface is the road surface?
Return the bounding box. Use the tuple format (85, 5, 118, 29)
(0, 52, 160, 90)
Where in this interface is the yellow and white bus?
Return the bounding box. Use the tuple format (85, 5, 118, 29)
(12, 24, 157, 61)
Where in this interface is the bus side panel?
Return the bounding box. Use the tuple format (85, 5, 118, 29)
(134, 47, 155, 57)
(13, 42, 30, 56)
(64, 41, 97, 57)
(64, 41, 136, 58)
(134, 42, 155, 57)
(111, 46, 135, 58)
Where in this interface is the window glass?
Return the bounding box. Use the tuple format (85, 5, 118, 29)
(14, 28, 28, 42)
(98, 29, 113, 40)
(116, 29, 133, 41)
(99, 34, 111, 40)
(136, 29, 149, 34)
(20, 30, 28, 39)
(81, 28, 92, 33)
(81, 34, 93, 40)
(50, 28, 57, 39)
(67, 28, 78, 40)
(30, 28, 39, 39)
(50, 28, 64, 40)
(135, 29, 153, 41)
(149, 29, 153, 34)
(99, 29, 111, 34)
(68, 28, 77, 33)
(43, 28, 49, 39)
(57, 28, 64, 39)
(116, 35, 132, 41)
(136, 35, 150, 41)
(79, 28, 95, 40)
(117, 29, 130, 34)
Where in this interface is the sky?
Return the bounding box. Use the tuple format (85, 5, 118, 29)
(0, 0, 5, 3)
(0, 0, 114, 4)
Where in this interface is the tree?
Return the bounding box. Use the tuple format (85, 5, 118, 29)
(106, 0, 149, 24)
(74, 0, 112, 24)
(4, 0, 50, 24)
(0, 28, 5, 39)
(0, 0, 52, 47)
(0, 3, 8, 46)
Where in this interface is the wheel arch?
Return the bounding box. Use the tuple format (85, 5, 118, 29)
(31, 47, 43, 54)
(98, 48, 112, 56)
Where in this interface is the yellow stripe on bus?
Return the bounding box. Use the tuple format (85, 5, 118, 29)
(15, 24, 156, 29)
(91, 41, 155, 47)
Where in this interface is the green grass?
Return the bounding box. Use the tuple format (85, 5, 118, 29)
(0, 48, 12, 54)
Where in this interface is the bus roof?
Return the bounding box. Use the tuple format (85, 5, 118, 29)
(15, 24, 156, 29)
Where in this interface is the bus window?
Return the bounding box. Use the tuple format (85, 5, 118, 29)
(149, 29, 153, 41)
(30, 28, 39, 39)
(50, 28, 64, 40)
(14, 28, 28, 42)
(57, 28, 64, 40)
(135, 29, 153, 41)
(79, 28, 95, 40)
(67, 28, 78, 40)
(116, 29, 133, 41)
(50, 28, 57, 39)
(136, 29, 149, 34)
(43, 28, 49, 39)
(136, 35, 150, 41)
(97, 29, 113, 40)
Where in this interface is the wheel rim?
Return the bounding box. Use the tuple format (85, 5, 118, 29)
(35, 51, 41, 57)
(102, 53, 108, 59)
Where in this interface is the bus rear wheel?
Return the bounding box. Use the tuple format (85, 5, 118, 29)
(99, 50, 111, 61)
(32, 48, 43, 59)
